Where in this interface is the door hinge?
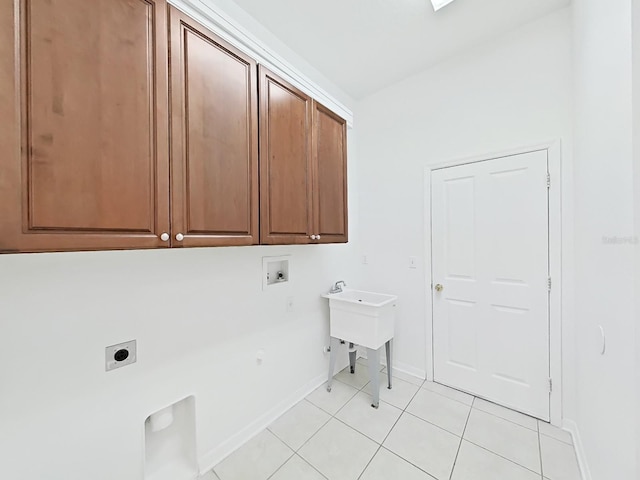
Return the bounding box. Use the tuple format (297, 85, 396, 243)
(548, 378, 553, 393)
(546, 172, 551, 189)
(547, 277, 552, 291)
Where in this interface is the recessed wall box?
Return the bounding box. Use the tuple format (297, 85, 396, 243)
(262, 255, 290, 290)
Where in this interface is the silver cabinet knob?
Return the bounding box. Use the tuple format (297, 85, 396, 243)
(317, 235, 321, 240)
(175, 233, 184, 241)
(310, 235, 317, 240)
(160, 232, 169, 242)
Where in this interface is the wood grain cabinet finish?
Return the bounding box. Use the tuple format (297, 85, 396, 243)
(259, 66, 314, 244)
(312, 101, 348, 243)
(168, 7, 259, 247)
(0, 2, 346, 253)
(0, 0, 171, 253)
(259, 68, 348, 245)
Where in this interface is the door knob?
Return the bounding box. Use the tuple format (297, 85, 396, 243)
(435, 284, 443, 292)
(159, 232, 169, 242)
(175, 233, 184, 241)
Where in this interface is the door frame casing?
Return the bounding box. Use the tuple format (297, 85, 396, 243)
(423, 140, 563, 426)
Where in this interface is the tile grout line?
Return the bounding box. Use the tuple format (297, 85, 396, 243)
(263, 450, 296, 480)
(465, 397, 545, 475)
(537, 420, 545, 480)
(463, 439, 545, 477)
(447, 396, 474, 480)
(370, 380, 450, 479)
(218, 365, 551, 480)
(421, 384, 476, 407)
(264, 403, 332, 479)
(356, 371, 425, 480)
(333, 365, 490, 479)
(402, 409, 469, 438)
(288, 406, 337, 454)
(295, 453, 330, 480)
(539, 430, 574, 446)
(344, 362, 398, 480)
(472, 403, 544, 435)
(265, 364, 549, 480)
(472, 402, 539, 432)
(293, 364, 394, 480)
(355, 445, 382, 480)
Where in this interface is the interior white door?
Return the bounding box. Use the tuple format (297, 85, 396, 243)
(431, 150, 550, 420)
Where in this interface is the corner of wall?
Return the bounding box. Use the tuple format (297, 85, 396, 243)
(562, 419, 593, 480)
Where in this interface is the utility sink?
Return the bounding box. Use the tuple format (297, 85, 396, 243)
(322, 289, 398, 350)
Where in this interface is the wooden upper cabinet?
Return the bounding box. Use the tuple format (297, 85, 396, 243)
(168, 7, 259, 247)
(312, 101, 348, 243)
(259, 66, 314, 244)
(258, 67, 348, 245)
(0, 0, 170, 253)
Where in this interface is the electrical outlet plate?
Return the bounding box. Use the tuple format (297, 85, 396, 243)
(106, 340, 137, 372)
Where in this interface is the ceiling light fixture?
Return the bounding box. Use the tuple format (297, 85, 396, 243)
(430, 0, 456, 12)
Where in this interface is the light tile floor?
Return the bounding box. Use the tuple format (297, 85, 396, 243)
(206, 360, 582, 480)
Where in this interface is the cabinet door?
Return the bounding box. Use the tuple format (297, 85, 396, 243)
(0, 0, 170, 253)
(312, 101, 348, 243)
(169, 8, 258, 247)
(259, 67, 313, 244)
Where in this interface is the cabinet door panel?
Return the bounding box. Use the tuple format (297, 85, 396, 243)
(0, 0, 170, 253)
(313, 101, 348, 243)
(259, 67, 313, 244)
(169, 8, 258, 246)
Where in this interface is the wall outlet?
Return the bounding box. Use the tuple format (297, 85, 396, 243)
(362, 254, 368, 265)
(409, 256, 418, 269)
(105, 340, 136, 372)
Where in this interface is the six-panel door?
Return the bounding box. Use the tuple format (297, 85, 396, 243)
(169, 7, 259, 247)
(0, 0, 171, 253)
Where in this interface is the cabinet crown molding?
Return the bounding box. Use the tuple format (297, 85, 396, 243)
(169, 0, 354, 127)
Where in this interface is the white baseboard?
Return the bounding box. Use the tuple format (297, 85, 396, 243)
(392, 361, 427, 382)
(359, 351, 426, 384)
(197, 373, 327, 474)
(563, 419, 592, 480)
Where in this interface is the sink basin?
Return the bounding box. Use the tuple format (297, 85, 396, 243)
(322, 289, 398, 349)
(322, 289, 397, 307)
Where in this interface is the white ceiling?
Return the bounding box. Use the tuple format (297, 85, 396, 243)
(230, 0, 571, 99)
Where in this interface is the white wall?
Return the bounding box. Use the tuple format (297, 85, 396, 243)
(355, 7, 575, 412)
(0, 242, 359, 480)
(633, 1, 640, 473)
(573, 1, 637, 479)
(0, 1, 359, 479)
(183, 0, 354, 113)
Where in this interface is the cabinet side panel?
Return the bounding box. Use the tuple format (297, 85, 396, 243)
(26, 0, 155, 232)
(0, 0, 21, 252)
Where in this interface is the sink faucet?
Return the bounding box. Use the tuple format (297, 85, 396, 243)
(330, 280, 347, 294)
